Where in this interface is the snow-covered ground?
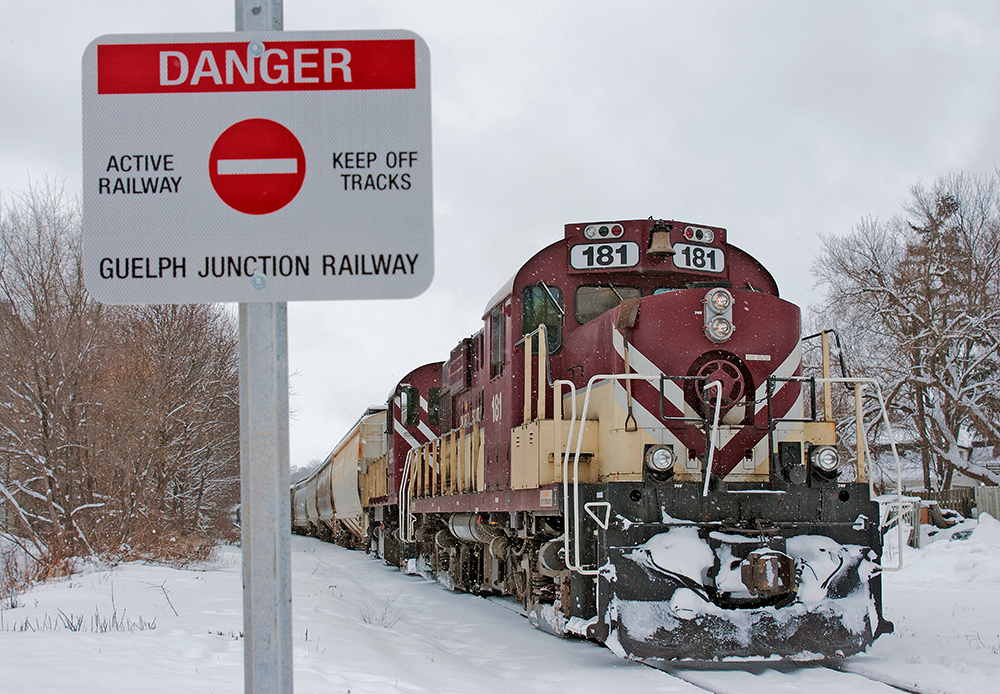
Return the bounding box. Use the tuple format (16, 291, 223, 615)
(2, 516, 999, 694)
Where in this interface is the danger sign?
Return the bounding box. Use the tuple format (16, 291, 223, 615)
(209, 119, 306, 215)
(82, 31, 432, 305)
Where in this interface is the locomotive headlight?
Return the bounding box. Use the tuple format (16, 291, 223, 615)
(645, 445, 675, 473)
(707, 316, 734, 342)
(709, 316, 734, 338)
(810, 445, 840, 472)
(703, 288, 735, 343)
(707, 288, 732, 312)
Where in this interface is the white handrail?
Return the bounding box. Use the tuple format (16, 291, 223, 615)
(569, 373, 662, 574)
(520, 323, 551, 423)
(398, 448, 416, 543)
(556, 379, 581, 572)
(701, 380, 723, 498)
(809, 377, 905, 571)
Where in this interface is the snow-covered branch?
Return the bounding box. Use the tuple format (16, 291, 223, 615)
(812, 172, 1000, 490)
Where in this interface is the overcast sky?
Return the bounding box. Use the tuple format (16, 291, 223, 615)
(3, 1, 1000, 468)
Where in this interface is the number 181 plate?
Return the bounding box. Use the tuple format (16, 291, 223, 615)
(672, 243, 726, 273)
(569, 241, 640, 270)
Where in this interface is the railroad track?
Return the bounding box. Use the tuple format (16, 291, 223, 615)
(644, 659, 947, 694)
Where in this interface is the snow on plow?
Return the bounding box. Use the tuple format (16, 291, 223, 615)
(593, 527, 889, 661)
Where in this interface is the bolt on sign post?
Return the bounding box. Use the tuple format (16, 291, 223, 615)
(81, 1, 432, 692)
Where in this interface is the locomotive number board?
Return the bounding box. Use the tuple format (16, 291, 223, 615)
(672, 243, 726, 273)
(569, 241, 640, 270)
(82, 30, 433, 304)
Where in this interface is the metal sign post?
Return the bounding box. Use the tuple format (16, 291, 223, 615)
(239, 302, 291, 692)
(237, 5, 291, 694)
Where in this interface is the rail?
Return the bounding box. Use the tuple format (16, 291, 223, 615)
(880, 495, 921, 554)
(555, 370, 727, 572)
(518, 323, 587, 573)
(516, 322, 608, 575)
(561, 371, 729, 571)
(558, 377, 582, 572)
(406, 422, 484, 501)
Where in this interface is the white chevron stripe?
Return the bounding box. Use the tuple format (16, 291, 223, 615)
(754, 340, 802, 418)
(612, 330, 686, 413)
(611, 332, 804, 457)
(394, 417, 420, 449)
(416, 395, 436, 440)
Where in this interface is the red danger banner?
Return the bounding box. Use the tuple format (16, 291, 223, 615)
(97, 39, 416, 94)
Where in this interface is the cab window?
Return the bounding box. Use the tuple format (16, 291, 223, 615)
(521, 283, 563, 354)
(575, 285, 640, 324)
(400, 386, 419, 426)
(490, 305, 505, 379)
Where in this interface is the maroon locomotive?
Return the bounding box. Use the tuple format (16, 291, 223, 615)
(292, 218, 892, 661)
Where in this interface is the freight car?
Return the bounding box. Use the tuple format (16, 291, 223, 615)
(292, 218, 896, 661)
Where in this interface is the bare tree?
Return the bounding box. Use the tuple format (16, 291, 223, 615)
(99, 304, 240, 544)
(813, 173, 1000, 490)
(0, 184, 103, 559)
(0, 184, 240, 564)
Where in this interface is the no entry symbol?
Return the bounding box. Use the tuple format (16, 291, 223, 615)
(209, 119, 306, 215)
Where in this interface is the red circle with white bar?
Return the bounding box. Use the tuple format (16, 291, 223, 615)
(209, 119, 306, 215)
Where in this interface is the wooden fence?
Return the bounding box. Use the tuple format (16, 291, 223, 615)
(909, 488, 977, 517)
(906, 486, 1000, 519)
(975, 486, 1000, 519)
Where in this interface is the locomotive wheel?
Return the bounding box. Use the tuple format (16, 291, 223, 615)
(696, 358, 746, 409)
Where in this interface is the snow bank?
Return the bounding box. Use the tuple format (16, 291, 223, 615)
(890, 513, 1000, 586)
(971, 511, 1000, 544)
(2, 526, 998, 694)
(848, 514, 1000, 693)
(0, 538, 679, 694)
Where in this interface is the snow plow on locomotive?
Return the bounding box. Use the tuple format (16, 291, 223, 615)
(292, 218, 896, 661)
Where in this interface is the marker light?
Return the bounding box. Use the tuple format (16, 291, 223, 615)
(584, 223, 625, 240)
(683, 226, 715, 243)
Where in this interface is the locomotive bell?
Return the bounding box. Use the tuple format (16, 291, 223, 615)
(647, 229, 675, 255)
